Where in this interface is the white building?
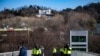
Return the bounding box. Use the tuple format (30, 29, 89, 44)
(70, 30, 88, 52)
(38, 9, 51, 16)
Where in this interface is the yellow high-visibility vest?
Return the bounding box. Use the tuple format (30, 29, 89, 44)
(52, 48, 57, 53)
(38, 49, 42, 54)
(68, 51, 71, 54)
(63, 47, 72, 54)
(32, 48, 37, 55)
(60, 48, 64, 52)
(37, 50, 39, 55)
(67, 47, 72, 54)
(64, 48, 67, 54)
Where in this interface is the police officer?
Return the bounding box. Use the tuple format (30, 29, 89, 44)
(64, 44, 72, 56)
(59, 47, 64, 56)
(32, 45, 40, 56)
(67, 47, 72, 56)
(40, 46, 44, 56)
(19, 45, 27, 56)
(38, 47, 42, 56)
(52, 47, 57, 56)
(19, 42, 27, 56)
(32, 46, 37, 56)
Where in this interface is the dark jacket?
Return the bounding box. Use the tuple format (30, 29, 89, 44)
(19, 46, 27, 56)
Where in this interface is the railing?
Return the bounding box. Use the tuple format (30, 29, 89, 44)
(0, 50, 100, 56)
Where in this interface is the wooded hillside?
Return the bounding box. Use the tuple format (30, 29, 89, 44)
(0, 2, 100, 54)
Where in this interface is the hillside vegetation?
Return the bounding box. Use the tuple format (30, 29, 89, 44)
(0, 2, 100, 54)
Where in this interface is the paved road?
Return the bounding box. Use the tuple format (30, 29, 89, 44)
(0, 50, 99, 56)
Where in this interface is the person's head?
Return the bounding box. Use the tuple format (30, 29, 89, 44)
(34, 44, 39, 49)
(64, 43, 69, 48)
(34, 44, 36, 48)
(21, 41, 25, 46)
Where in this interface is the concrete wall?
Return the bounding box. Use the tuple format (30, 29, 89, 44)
(0, 50, 32, 56)
(71, 51, 100, 56)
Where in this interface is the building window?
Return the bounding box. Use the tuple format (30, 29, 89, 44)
(72, 45, 86, 46)
(72, 48, 86, 51)
(72, 36, 86, 42)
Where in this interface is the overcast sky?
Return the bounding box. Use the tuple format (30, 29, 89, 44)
(0, 0, 100, 11)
